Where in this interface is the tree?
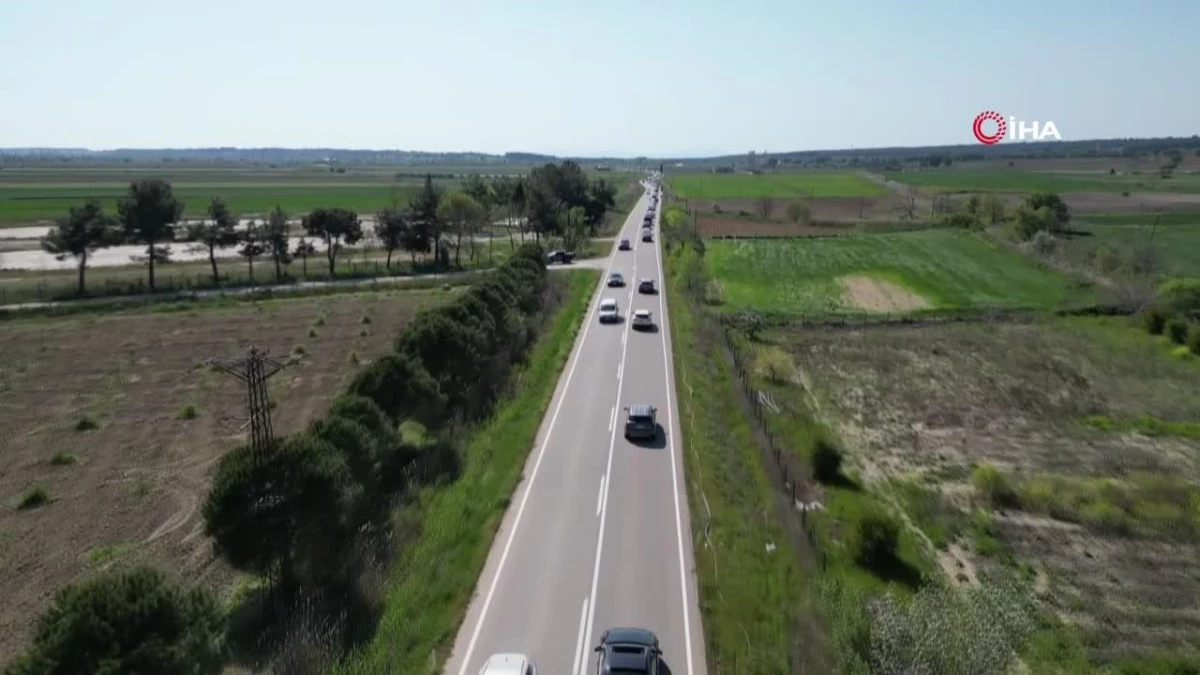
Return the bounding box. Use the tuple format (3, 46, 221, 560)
(981, 193, 1007, 226)
(40, 199, 116, 296)
(238, 221, 265, 284)
(491, 176, 517, 250)
(263, 205, 291, 281)
(1014, 192, 1070, 239)
(293, 237, 316, 277)
(376, 206, 410, 270)
(523, 181, 559, 243)
(511, 179, 527, 242)
(117, 179, 185, 292)
(584, 179, 617, 231)
(408, 176, 442, 266)
(1161, 149, 1184, 178)
(187, 197, 239, 285)
(558, 205, 589, 252)
(964, 195, 982, 216)
(784, 199, 811, 225)
(756, 196, 776, 220)
(302, 207, 362, 276)
(902, 186, 919, 219)
(463, 175, 496, 262)
(437, 192, 485, 267)
(6, 567, 225, 675)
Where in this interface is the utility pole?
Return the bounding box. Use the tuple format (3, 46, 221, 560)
(205, 346, 286, 466)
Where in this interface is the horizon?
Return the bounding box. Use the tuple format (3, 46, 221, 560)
(2, 0, 1198, 155)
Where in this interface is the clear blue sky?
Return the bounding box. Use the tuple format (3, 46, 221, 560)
(2, 0, 1196, 157)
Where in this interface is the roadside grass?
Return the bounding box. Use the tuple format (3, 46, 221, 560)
(671, 171, 886, 199)
(882, 169, 1200, 194)
(1067, 211, 1200, 277)
(332, 269, 598, 675)
(663, 245, 814, 674)
(704, 229, 1092, 316)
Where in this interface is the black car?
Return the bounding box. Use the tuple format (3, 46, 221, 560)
(618, 238, 632, 251)
(638, 278, 657, 294)
(594, 627, 662, 675)
(546, 249, 575, 264)
(641, 229, 653, 242)
(623, 405, 658, 440)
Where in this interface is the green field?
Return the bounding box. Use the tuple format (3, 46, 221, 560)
(671, 171, 886, 199)
(1070, 211, 1200, 277)
(883, 168, 1200, 194)
(705, 229, 1092, 316)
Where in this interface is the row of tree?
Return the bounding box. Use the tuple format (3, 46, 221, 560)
(40, 161, 617, 298)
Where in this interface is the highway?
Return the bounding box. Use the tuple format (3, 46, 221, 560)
(444, 182, 707, 675)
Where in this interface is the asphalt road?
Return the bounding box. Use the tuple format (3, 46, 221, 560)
(444, 184, 707, 675)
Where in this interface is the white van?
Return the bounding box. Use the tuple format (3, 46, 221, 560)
(598, 298, 620, 323)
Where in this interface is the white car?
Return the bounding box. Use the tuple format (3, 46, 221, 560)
(631, 309, 654, 330)
(479, 653, 537, 675)
(598, 298, 620, 323)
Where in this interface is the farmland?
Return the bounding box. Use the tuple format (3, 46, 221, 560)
(671, 171, 886, 199)
(1068, 211, 1200, 277)
(0, 286, 452, 663)
(703, 229, 1092, 316)
(757, 317, 1200, 669)
(883, 168, 1200, 194)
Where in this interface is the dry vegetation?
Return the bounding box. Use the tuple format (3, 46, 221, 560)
(0, 287, 449, 663)
(765, 316, 1200, 665)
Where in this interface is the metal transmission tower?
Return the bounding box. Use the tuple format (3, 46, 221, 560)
(205, 347, 286, 462)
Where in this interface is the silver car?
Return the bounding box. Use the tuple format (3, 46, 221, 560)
(631, 309, 654, 330)
(598, 298, 620, 323)
(479, 653, 538, 675)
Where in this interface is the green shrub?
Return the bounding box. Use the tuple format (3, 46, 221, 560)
(177, 404, 198, 420)
(1189, 327, 1200, 355)
(1166, 319, 1189, 344)
(49, 452, 77, 466)
(360, 314, 372, 324)
(74, 416, 98, 432)
(308, 327, 318, 338)
(851, 507, 900, 569)
(972, 464, 1018, 508)
(348, 350, 359, 365)
(1159, 278, 1200, 317)
(292, 344, 306, 355)
(1143, 307, 1169, 335)
(5, 567, 225, 675)
(811, 436, 844, 484)
(18, 485, 50, 510)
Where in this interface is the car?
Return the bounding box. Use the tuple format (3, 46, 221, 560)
(618, 238, 632, 251)
(594, 627, 662, 675)
(631, 309, 654, 330)
(623, 404, 658, 440)
(546, 249, 575, 264)
(598, 298, 620, 323)
(607, 272, 625, 287)
(637, 278, 656, 294)
(479, 652, 538, 675)
(641, 229, 653, 242)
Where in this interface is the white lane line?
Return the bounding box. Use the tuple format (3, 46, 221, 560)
(617, 362, 623, 381)
(653, 203, 696, 675)
(596, 475, 606, 517)
(452, 213, 635, 675)
(572, 596, 590, 675)
(580, 194, 647, 668)
(609, 405, 616, 431)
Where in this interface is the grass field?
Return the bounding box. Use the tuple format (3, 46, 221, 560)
(333, 270, 598, 674)
(704, 230, 1093, 316)
(1069, 211, 1200, 277)
(0, 285, 456, 666)
(671, 171, 886, 199)
(764, 316, 1200, 670)
(884, 168, 1200, 194)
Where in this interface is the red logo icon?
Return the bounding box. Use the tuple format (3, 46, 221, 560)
(973, 111, 1006, 145)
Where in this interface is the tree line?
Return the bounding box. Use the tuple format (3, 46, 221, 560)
(7, 244, 557, 673)
(40, 161, 617, 297)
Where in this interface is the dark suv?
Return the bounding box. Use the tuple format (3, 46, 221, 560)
(594, 627, 662, 675)
(623, 405, 658, 440)
(546, 249, 575, 264)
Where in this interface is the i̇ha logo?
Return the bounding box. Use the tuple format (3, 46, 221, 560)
(973, 110, 1061, 145)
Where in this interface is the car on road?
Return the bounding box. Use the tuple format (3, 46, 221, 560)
(546, 249, 575, 264)
(631, 309, 654, 330)
(598, 298, 620, 323)
(607, 272, 625, 287)
(637, 278, 656, 294)
(479, 652, 538, 675)
(623, 405, 658, 440)
(618, 238, 631, 251)
(641, 229, 653, 242)
(593, 627, 662, 675)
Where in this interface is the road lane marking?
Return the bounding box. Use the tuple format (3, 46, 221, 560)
(572, 596, 590, 675)
(596, 475, 606, 517)
(580, 197, 645, 668)
(452, 201, 643, 675)
(617, 362, 623, 381)
(609, 405, 616, 431)
(653, 202, 697, 675)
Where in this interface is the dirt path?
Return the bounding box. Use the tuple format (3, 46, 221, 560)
(838, 274, 930, 312)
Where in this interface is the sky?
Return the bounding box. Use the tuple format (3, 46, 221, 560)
(1, 0, 1197, 157)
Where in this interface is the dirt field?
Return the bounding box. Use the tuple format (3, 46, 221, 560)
(837, 275, 930, 312)
(766, 317, 1200, 661)
(0, 288, 450, 664)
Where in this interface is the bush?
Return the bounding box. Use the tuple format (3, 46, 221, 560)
(971, 463, 1018, 508)
(811, 436, 844, 484)
(1166, 319, 1189, 344)
(74, 416, 98, 432)
(1159, 278, 1200, 317)
(6, 567, 226, 675)
(1189, 327, 1200, 355)
(18, 485, 50, 510)
(851, 508, 900, 569)
(347, 353, 445, 428)
(178, 404, 198, 420)
(49, 452, 76, 466)
(1143, 307, 1169, 335)
(1028, 230, 1059, 257)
